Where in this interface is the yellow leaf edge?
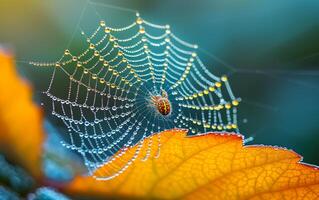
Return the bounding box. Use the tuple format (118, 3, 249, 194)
(63, 129, 319, 199)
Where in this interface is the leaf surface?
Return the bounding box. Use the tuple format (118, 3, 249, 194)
(64, 129, 319, 199)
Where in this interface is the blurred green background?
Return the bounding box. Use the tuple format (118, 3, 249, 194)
(0, 0, 319, 166)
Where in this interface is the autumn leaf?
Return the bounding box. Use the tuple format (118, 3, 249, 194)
(0, 50, 44, 179)
(64, 129, 319, 200)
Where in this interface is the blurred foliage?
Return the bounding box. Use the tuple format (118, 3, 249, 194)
(0, 153, 71, 199)
(0, 186, 20, 200)
(0, 155, 34, 193)
(28, 187, 70, 200)
(0, 50, 44, 179)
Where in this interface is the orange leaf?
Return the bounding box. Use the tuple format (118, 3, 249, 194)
(64, 129, 319, 199)
(0, 50, 44, 178)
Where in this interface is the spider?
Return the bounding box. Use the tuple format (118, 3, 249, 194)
(150, 90, 171, 116)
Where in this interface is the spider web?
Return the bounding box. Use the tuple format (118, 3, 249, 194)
(29, 2, 240, 180)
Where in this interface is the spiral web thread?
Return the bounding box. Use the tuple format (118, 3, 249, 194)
(30, 12, 240, 180)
